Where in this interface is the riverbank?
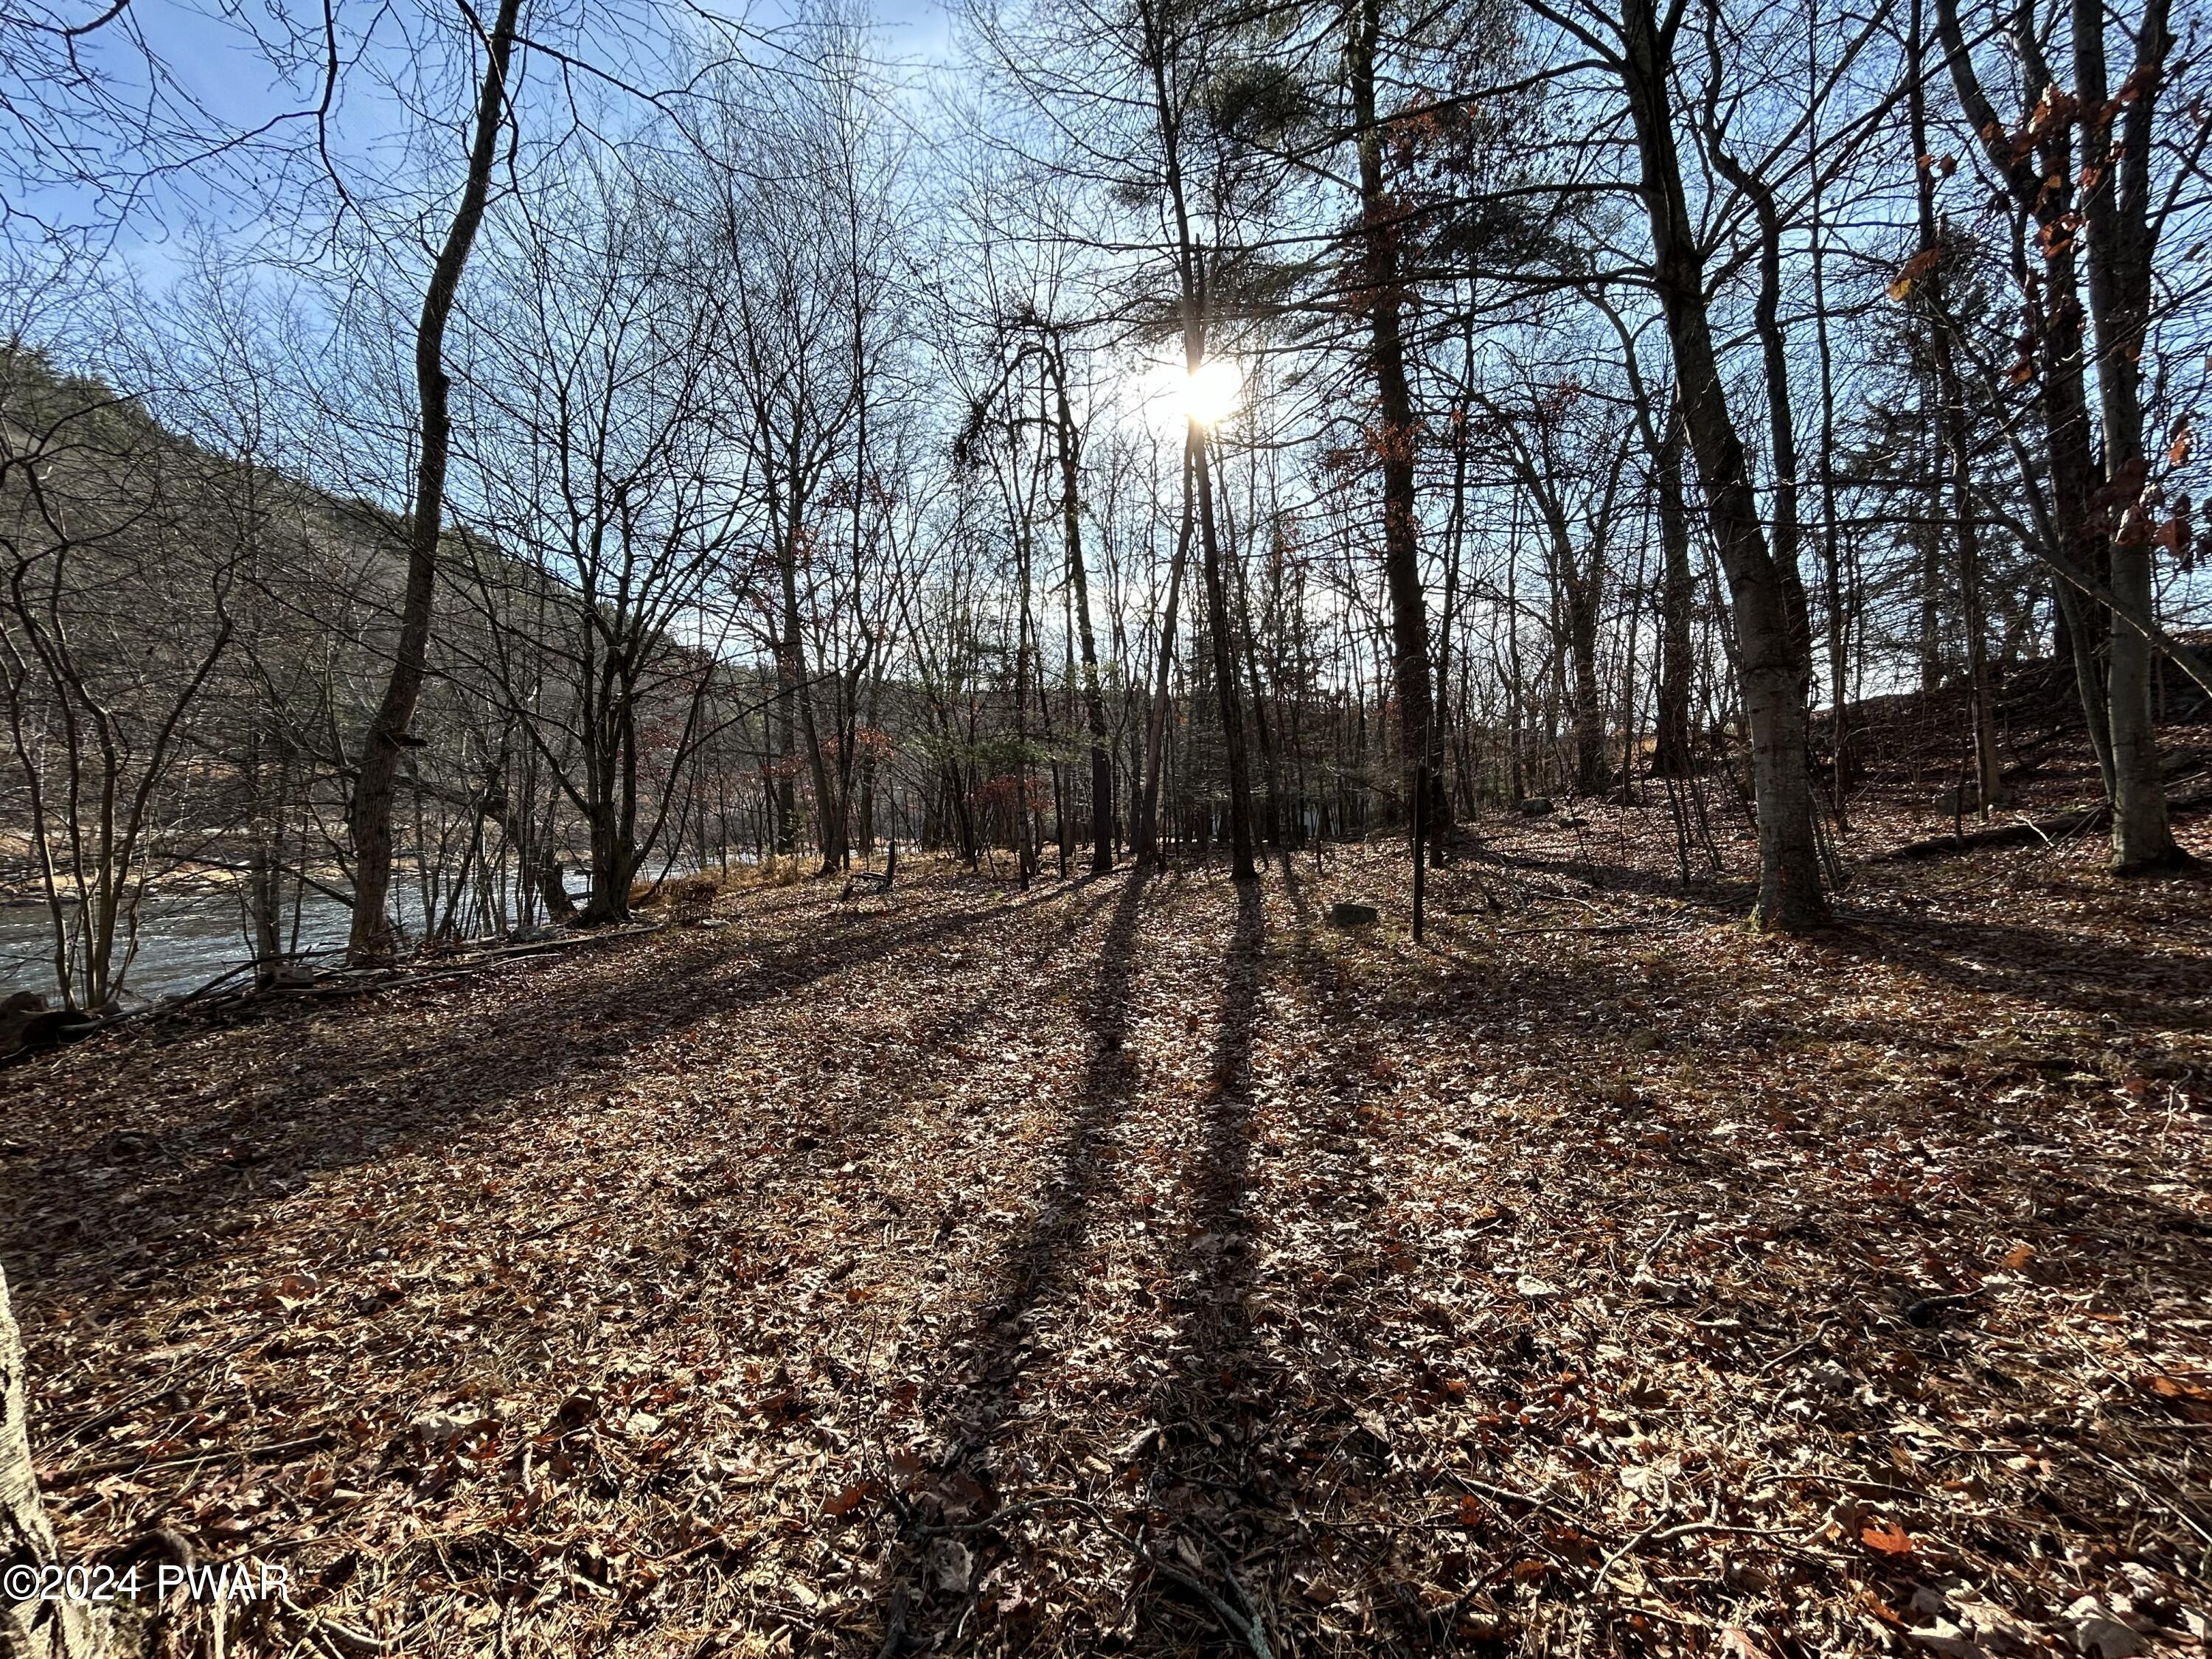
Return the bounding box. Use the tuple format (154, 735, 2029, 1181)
(4, 807, 2208, 1657)
(0, 856, 761, 1004)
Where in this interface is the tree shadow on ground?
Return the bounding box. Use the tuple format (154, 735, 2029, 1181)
(1820, 911, 2212, 1032)
(1455, 827, 1759, 919)
(872, 871, 1329, 1655)
(1274, 853, 2212, 1343)
(1460, 816, 2209, 1034)
(18, 849, 2207, 1657)
(870, 867, 1153, 1650)
(1, 874, 1121, 1315)
(1121, 875, 1276, 1651)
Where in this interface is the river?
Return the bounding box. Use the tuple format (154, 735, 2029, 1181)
(0, 855, 737, 1003)
(0, 887, 420, 1003)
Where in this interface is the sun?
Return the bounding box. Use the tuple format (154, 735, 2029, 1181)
(1178, 358, 1242, 427)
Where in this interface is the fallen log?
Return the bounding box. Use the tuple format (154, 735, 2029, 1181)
(1882, 788, 2212, 861)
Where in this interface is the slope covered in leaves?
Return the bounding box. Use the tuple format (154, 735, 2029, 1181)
(4, 809, 2209, 1658)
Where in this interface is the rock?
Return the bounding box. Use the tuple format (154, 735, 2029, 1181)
(1326, 902, 1380, 928)
(1514, 797, 1554, 816)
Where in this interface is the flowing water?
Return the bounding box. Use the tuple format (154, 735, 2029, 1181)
(0, 855, 731, 1003)
(0, 888, 403, 1003)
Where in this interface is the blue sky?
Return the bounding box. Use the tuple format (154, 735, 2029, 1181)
(17, 0, 956, 288)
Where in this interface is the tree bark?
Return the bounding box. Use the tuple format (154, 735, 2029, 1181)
(1046, 340, 1115, 873)
(3, 1269, 116, 1659)
(1192, 422, 1257, 880)
(1348, 0, 1447, 833)
(1806, 49, 1851, 818)
(347, 0, 524, 964)
(1652, 397, 1695, 777)
(1701, 70, 1815, 688)
(2073, 0, 2183, 869)
(1137, 454, 1192, 863)
(1620, 0, 1826, 930)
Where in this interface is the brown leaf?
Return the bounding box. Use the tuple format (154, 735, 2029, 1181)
(1887, 247, 1943, 302)
(821, 1480, 872, 1518)
(1857, 1587, 1907, 1627)
(1860, 1519, 1915, 1555)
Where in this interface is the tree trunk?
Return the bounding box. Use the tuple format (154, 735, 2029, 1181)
(1919, 378, 1946, 697)
(1137, 462, 1192, 863)
(3, 1270, 116, 1659)
(1652, 398, 1694, 777)
(1047, 341, 1115, 874)
(1621, 0, 1826, 931)
(1702, 93, 1815, 692)
(347, 0, 523, 965)
(1564, 560, 1605, 795)
(1906, 0, 2000, 815)
(582, 802, 636, 926)
(1348, 0, 1447, 832)
(1806, 74, 1851, 818)
(2073, 0, 2183, 870)
(1135, 0, 1251, 875)
(1229, 496, 1283, 845)
(1192, 426, 1256, 879)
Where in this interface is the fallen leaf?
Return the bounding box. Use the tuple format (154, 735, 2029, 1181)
(928, 1537, 973, 1593)
(1860, 1519, 1915, 1555)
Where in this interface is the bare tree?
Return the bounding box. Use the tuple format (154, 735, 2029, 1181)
(345, 0, 524, 963)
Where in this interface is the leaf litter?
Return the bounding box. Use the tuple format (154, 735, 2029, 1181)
(3, 800, 2209, 1658)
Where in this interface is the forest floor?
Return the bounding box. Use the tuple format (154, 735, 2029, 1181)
(5, 772, 2212, 1658)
